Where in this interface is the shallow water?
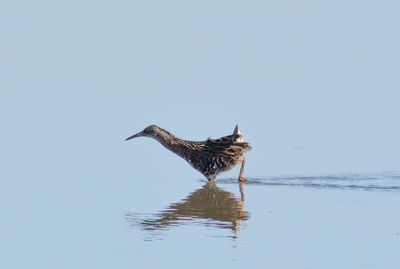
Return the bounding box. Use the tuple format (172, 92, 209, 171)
(1, 92, 400, 269)
(120, 174, 400, 269)
(126, 173, 400, 244)
(221, 172, 400, 192)
(126, 181, 248, 240)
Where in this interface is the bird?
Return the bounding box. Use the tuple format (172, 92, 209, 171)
(125, 124, 252, 182)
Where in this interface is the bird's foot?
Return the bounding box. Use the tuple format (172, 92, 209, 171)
(238, 176, 248, 183)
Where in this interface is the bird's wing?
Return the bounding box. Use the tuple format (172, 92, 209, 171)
(205, 135, 251, 155)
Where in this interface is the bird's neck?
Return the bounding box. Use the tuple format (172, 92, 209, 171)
(153, 131, 190, 159)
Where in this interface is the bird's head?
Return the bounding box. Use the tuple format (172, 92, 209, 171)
(125, 125, 161, 141)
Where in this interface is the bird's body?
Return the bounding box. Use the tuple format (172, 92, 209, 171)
(125, 125, 251, 181)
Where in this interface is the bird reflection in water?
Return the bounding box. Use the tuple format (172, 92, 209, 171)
(126, 181, 249, 240)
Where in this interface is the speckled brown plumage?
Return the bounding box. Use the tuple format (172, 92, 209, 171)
(125, 124, 251, 181)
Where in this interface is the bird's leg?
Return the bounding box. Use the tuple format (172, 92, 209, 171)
(238, 158, 248, 182)
(206, 175, 215, 181)
(239, 181, 245, 201)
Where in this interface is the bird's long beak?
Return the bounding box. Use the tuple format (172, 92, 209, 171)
(125, 132, 143, 141)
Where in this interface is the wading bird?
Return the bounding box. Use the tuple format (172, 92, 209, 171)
(125, 125, 251, 182)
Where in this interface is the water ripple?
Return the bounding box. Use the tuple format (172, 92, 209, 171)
(217, 171, 400, 192)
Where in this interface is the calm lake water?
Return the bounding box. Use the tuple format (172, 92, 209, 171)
(2, 1, 400, 268)
(1, 93, 399, 269)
